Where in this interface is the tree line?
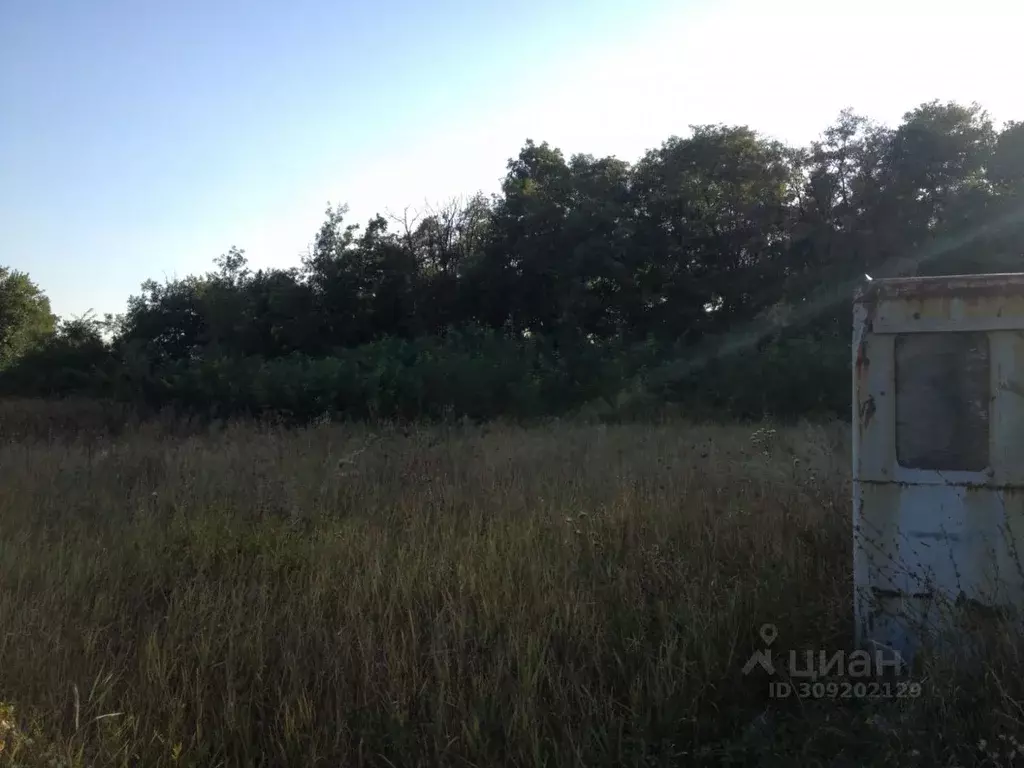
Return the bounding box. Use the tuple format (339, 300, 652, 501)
(3, 100, 1023, 423)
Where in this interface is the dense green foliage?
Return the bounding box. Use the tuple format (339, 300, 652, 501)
(0, 268, 56, 370)
(4, 101, 1024, 421)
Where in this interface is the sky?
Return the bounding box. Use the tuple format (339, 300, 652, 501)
(2, 0, 1023, 321)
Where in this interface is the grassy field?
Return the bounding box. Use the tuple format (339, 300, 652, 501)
(0, 399, 1022, 766)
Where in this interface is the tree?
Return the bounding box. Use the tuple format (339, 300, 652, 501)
(12, 98, 1024, 422)
(0, 267, 56, 368)
(630, 125, 799, 343)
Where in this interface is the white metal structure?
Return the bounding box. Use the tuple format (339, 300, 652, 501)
(853, 273, 1024, 664)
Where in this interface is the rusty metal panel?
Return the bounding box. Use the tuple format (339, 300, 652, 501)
(853, 304, 894, 481)
(857, 273, 1024, 303)
(860, 274, 1024, 335)
(874, 295, 1024, 334)
(853, 274, 1024, 663)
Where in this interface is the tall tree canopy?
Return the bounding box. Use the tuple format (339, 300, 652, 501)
(6, 99, 1024, 421)
(0, 268, 56, 369)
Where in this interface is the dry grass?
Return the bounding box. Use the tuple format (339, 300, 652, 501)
(0, 399, 1023, 766)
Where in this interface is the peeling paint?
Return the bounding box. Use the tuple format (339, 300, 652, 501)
(858, 273, 1024, 302)
(872, 587, 933, 599)
(859, 478, 1014, 490)
(855, 345, 869, 377)
(857, 275, 1024, 335)
(859, 395, 876, 429)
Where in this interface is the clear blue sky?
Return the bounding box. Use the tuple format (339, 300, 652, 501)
(2, 0, 1020, 321)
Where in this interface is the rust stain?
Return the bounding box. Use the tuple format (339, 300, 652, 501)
(868, 292, 1024, 329)
(859, 395, 876, 429)
(857, 273, 1024, 303)
(872, 587, 933, 599)
(856, 302, 875, 380)
(856, 343, 869, 377)
(859, 481, 1024, 496)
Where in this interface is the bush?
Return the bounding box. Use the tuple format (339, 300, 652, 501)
(0, 322, 852, 426)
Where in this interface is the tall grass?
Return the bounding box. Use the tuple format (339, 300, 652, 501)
(0, 401, 1022, 766)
